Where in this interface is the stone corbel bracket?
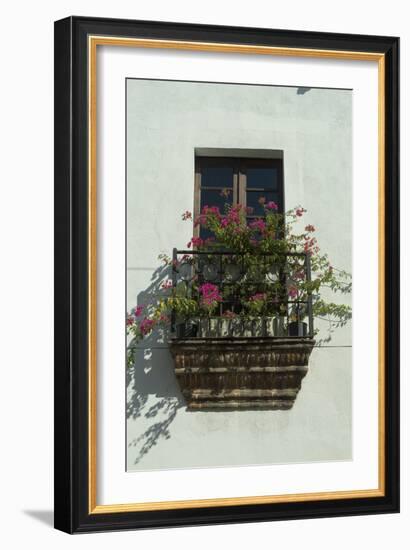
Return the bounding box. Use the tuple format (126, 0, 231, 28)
(169, 337, 316, 410)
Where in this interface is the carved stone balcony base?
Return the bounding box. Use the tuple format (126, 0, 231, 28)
(169, 337, 315, 411)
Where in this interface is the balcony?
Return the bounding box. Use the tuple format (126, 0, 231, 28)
(168, 249, 315, 410)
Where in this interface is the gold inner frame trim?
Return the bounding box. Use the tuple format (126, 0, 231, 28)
(88, 35, 386, 514)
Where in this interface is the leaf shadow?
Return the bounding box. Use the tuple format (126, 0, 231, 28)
(127, 263, 186, 465)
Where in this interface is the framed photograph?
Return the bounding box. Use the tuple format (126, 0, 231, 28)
(54, 16, 399, 533)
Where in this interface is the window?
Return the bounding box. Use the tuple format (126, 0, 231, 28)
(194, 156, 284, 238)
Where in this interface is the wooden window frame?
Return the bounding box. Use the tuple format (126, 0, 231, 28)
(194, 156, 284, 237)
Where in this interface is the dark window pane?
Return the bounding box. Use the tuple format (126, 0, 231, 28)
(199, 227, 215, 241)
(246, 191, 279, 216)
(247, 167, 278, 190)
(196, 158, 283, 241)
(201, 165, 234, 188)
(199, 227, 215, 240)
(200, 189, 233, 213)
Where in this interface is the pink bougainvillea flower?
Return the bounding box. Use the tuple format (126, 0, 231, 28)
(139, 317, 156, 335)
(221, 218, 230, 228)
(202, 205, 221, 218)
(305, 224, 315, 232)
(187, 237, 204, 249)
(296, 207, 306, 217)
(126, 317, 134, 326)
(132, 305, 144, 317)
(229, 212, 240, 224)
(293, 270, 305, 281)
(182, 210, 192, 221)
(198, 282, 222, 307)
(266, 201, 278, 211)
(199, 282, 221, 298)
(209, 206, 221, 215)
(249, 219, 266, 232)
(227, 206, 241, 224)
(288, 286, 298, 299)
(303, 236, 317, 256)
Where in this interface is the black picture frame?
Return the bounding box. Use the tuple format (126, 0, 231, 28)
(54, 16, 399, 533)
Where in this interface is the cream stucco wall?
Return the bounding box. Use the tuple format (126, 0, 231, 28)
(126, 79, 352, 471)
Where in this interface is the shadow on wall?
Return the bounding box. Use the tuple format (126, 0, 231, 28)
(296, 87, 311, 95)
(127, 263, 185, 465)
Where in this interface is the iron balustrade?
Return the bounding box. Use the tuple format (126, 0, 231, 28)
(171, 248, 314, 338)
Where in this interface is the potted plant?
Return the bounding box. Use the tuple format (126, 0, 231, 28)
(127, 201, 351, 409)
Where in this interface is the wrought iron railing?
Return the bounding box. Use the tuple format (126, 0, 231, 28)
(171, 248, 314, 338)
